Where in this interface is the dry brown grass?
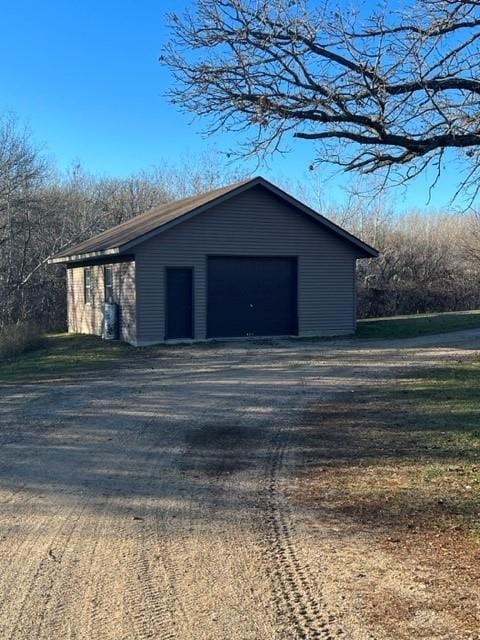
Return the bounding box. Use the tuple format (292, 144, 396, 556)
(0, 322, 44, 360)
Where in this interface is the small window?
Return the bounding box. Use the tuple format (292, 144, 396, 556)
(84, 267, 92, 304)
(104, 265, 113, 302)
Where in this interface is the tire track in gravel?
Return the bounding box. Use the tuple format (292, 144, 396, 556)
(77, 499, 125, 640)
(31, 500, 92, 640)
(264, 428, 340, 640)
(3, 496, 87, 640)
(119, 520, 177, 640)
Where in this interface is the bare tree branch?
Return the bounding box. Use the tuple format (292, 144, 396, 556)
(161, 0, 480, 202)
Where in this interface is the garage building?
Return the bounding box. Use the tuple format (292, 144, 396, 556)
(50, 177, 378, 345)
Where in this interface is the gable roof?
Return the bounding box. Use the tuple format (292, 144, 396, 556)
(49, 176, 378, 264)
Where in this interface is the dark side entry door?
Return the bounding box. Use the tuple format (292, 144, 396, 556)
(207, 256, 297, 338)
(166, 268, 193, 339)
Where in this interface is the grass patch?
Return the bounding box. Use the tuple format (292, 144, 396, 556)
(397, 358, 480, 454)
(356, 309, 480, 339)
(397, 357, 480, 534)
(297, 355, 480, 538)
(0, 332, 228, 382)
(0, 333, 141, 382)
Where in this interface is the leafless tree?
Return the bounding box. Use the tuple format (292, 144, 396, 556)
(0, 116, 51, 326)
(347, 209, 480, 317)
(162, 0, 480, 203)
(0, 116, 247, 330)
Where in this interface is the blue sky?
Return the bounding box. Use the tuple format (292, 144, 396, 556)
(0, 0, 463, 212)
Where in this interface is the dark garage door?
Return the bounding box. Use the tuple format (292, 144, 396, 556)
(207, 256, 297, 338)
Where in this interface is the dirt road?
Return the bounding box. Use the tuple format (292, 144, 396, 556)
(0, 330, 479, 640)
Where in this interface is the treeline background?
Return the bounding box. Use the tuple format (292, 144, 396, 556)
(2, 114, 480, 333)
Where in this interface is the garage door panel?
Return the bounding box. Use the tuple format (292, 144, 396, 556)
(207, 256, 297, 338)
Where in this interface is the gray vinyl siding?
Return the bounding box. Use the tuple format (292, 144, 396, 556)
(134, 185, 359, 343)
(67, 261, 136, 343)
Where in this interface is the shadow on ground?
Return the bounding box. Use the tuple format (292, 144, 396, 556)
(0, 336, 479, 529)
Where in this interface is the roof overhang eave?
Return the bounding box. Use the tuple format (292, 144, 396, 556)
(358, 247, 380, 259)
(48, 247, 121, 265)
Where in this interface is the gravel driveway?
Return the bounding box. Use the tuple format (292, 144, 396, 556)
(1, 330, 479, 640)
